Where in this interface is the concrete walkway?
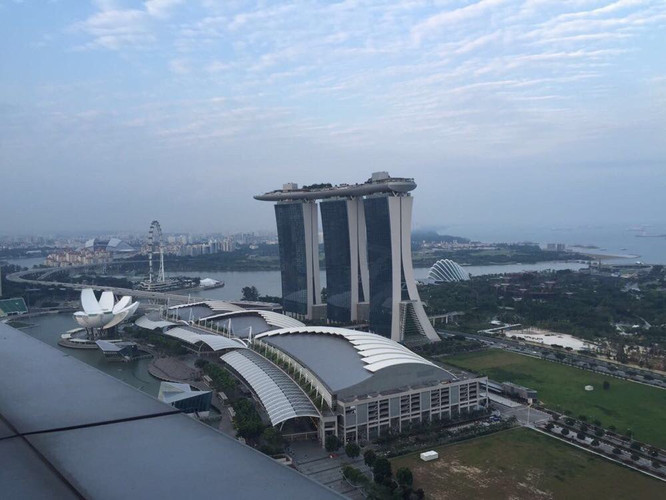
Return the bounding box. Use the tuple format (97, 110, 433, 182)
(289, 441, 367, 499)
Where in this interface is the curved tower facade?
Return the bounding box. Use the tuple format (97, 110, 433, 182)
(274, 201, 321, 319)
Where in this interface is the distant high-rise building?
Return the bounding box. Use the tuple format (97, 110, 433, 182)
(256, 173, 439, 342)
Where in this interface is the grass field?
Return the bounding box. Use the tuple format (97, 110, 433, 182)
(446, 350, 666, 448)
(391, 428, 665, 500)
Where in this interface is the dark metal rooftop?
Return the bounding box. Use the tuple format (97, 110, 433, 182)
(263, 333, 371, 392)
(0, 322, 341, 499)
(262, 332, 455, 400)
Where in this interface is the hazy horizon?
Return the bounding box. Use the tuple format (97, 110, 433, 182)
(1, 1, 664, 234)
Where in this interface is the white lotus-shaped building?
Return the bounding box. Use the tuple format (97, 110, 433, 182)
(428, 259, 470, 283)
(74, 289, 139, 329)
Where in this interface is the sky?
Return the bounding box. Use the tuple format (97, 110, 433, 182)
(1, 0, 665, 235)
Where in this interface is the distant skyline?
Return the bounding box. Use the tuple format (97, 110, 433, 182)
(1, 0, 664, 234)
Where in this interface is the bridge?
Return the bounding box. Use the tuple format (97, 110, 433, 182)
(7, 268, 205, 305)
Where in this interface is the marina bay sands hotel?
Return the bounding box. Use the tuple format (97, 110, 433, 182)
(255, 172, 439, 343)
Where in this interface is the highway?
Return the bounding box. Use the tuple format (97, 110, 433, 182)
(7, 268, 203, 304)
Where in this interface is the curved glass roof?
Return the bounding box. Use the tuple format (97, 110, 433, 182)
(162, 327, 247, 351)
(135, 315, 177, 330)
(220, 350, 319, 426)
(428, 259, 470, 283)
(199, 310, 305, 331)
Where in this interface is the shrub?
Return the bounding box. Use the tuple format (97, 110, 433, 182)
(325, 434, 341, 453)
(591, 439, 600, 447)
(261, 427, 284, 453)
(364, 449, 377, 467)
(593, 419, 602, 427)
(595, 429, 604, 437)
(577, 432, 587, 440)
(630, 441, 642, 451)
(613, 448, 622, 455)
(578, 415, 587, 422)
(396, 467, 414, 487)
(232, 399, 265, 440)
(545, 423, 554, 431)
(631, 454, 639, 461)
(603, 380, 610, 390)
(373, 458, 392, 484)
(342, 466, 367, 485)
(652, 461, 661, 469)
(345, 442, 360, 459)
(561, 428, 570, 436)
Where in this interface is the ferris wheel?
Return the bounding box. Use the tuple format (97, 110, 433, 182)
(148, 220, 165, 284)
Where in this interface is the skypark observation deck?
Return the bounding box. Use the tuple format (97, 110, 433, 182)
(254, 176, 416, 201)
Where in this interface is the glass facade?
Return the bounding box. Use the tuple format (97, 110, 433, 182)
(320, 200, 352, 323)
(275, 203, 308, 315)
(363, 196, 393, 337)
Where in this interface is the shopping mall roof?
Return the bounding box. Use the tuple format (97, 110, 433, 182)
(169, 301, 245, 321)
(221, 349, 320, 426)
(256, 327, 456, 399)
(199, 309, 304, 337)
(0, 322, 340, 499)
(162, 326, 247, 352)
(135, 314, 178, 330)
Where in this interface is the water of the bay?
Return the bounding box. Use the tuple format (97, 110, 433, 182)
(10, 313, 161, 397)
(169, 261, 589, 302)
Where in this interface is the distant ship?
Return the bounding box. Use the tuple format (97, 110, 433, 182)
(199, 278, 225, 290)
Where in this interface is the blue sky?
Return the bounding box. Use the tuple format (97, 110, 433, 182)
(1, 0, 665, 234)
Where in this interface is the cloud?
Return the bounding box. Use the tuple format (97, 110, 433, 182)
(169, 58, 190, 74)
(145, 0, 184, 18)
(412, 0, 509, 43)
(70, 7, 153, 49)
(2, 0, 662, 233)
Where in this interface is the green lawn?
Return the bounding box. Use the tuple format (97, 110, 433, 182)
(446, 350, 666, 448)
(391, 428, 665, 500)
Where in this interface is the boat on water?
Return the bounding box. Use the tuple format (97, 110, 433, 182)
(200, 278, 225, 290)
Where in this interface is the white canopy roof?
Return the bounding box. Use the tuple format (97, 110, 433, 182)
(162, 327, 247, 352)
(220, 350, 319, 426)
(199, 310, 304, 330)
(255, 327, 436, 373)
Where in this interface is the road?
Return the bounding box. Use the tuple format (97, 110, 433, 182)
(437, 328, 666, 390)
(7, 268, 203, 304)
(537, 421, 665, 480)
